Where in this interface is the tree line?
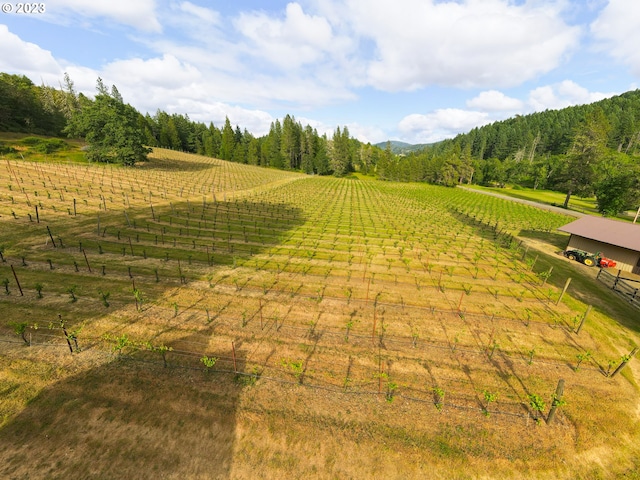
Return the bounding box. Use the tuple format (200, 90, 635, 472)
(2, 71, 639, 215)
(139, 112, 379, 177)
(0, 72, 385, 176)
(379, 90, 640, 216)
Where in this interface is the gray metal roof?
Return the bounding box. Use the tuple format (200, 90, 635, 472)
(558, 216, 640, 252)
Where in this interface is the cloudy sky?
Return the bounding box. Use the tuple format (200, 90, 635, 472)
(1, 0, 639, 144)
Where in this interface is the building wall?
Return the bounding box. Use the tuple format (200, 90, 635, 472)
(567, 235, 640, 273)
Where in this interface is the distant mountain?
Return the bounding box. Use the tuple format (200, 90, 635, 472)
(373, 140, 431, 154)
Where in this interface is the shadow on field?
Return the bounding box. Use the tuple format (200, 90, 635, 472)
(519, 229, 570, 251)
(84, 198, 305, 269)
(140, 153, 216, 172)
(0, 334, 248, 479)
(447, 208, 505, 244)
(451, 208, 640, 334)
(0, 197, 304, 478)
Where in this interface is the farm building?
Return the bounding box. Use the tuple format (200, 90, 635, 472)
(558, 217, 640, 274)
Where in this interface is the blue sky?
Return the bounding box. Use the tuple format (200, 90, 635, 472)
(1, 0, 639, 144)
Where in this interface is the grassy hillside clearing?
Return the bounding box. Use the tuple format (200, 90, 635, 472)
(465, 184, 639, 221)
(1, 147, 639, 479)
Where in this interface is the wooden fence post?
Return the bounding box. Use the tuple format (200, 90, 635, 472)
(46, 226, 57, 248)
(372, 306, 377, 344)
(82, 248, 92, 273)
(613, 270, 621, 289)
(546, 378, 565, 425)
(575, 305, 591, 334)
(556, 278, 572, 305)
(10, 264, 23, 296)
(611, 347, 639, 378)
(59, 314, 73, 354)
(231, 341, 237, 373)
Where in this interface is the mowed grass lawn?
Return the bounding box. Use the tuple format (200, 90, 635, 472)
(0, 147, 639, 479)
(464, 184, 640, 220)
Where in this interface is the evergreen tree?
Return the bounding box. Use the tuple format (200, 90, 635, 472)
(595, 154, 640, 216)
(314, 134, 331, 175)
(557, 108, 610, 208)
(247, 136, 260, 165)
(280, 114, 301, 169)
(595, 171, 640, 216)
(267, 120, 284, 168)
(220, 117, 235, 160)
(65, 79, 150, 166)
(209, 122, 221, 158)
(300, 125, 316, 174)
(331, 126, 353, 176)
(0, 73, 65, 135)
(165, 117, 181, 150)
(138, 114, 157, 147)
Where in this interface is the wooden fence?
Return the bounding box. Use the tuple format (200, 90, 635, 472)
(597, 269, 640, 308)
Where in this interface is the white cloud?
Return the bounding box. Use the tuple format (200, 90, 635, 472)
(70, 55, 272, 131)
(45, 0, 161, 33)
(397, 80, 620, 145)
(9, 0, 588, 124)
(234, 2, 351, 70)
(161, 98, 275, 136)
(177, 1, 220, 26)
(157, 3, 229, 57)
(3, 1, 622, 145)
(102, 54, 201, 90)
(126, 3, 357, 110)
(293, 119, 386, 144)
(398, 109, 490, 143)
(590, 0, 640, 77)
(0, 25, 62, 80)
(467, 90, 524, 112)
(527, 80, 616, 111)
(0, 27, 275, 136)
(341, 0, 581, 91)
(62, 65, 103, 93)
(222, 0, 583, 101)
(142, 39, 243, 74)
(343, 123, 387, 144)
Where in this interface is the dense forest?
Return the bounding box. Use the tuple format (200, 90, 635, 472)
(0, 72, 384, 176)
(380, 90, 640, 185)
(377, 90, 640, 215)
(1, 71, 639, 215)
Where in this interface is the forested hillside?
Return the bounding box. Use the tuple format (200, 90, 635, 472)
(0, 72, 383, 176)
(0, 73, 68, 136)
(1, 71, 639, 215)
(373, 140, 430, 154)
(378, 90, 640, 215)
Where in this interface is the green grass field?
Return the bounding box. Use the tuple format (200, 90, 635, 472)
(1, 147, 639, 479)
(466, 184, 638, 221)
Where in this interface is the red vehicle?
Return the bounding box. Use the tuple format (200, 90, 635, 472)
(563, 249, 617, 268)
